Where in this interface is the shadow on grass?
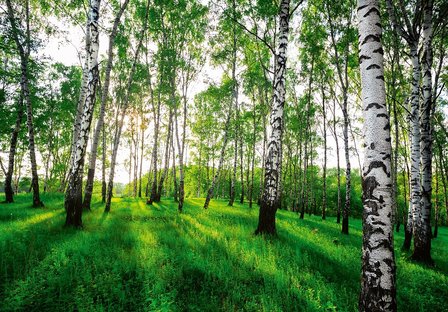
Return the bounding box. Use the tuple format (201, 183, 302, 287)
(0, 199, 148, 311)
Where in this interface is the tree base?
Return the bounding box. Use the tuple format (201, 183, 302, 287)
(411, 250, 434, 266)
(254, 198, 278, 235)
(32, 201, 44, 208)
(402, 228, 412, 251)
(341, 217, 349, 234)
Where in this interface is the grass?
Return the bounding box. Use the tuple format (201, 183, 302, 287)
(0, 193, 447, 312)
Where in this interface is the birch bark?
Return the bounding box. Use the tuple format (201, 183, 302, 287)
(255, 0, 291, 235)
(65, 0, 101, 226)
(83, 0, 129, 210)
(357, 1, 396, 309)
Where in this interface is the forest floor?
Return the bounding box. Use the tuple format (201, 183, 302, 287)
(0, 193, 447, 312)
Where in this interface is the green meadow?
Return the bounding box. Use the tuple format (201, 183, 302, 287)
(0, 193, 447, 312)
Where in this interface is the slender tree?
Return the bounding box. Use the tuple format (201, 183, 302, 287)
(105, 0, 149, 212)
(325, 0, 354, 234)
(321, 84, 327, 220)
(64, 0, 101, 226)
(413, 0, 433, 264)
(385, 0, 423, 251)
(157, 109, 173, 201)
(83, 0, 130, 210)
(4, 92, 24, 203)
(255, 0, 292, 235)
(6, 0, 44, 207)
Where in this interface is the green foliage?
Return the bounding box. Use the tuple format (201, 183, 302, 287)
(0, 194, 447, 311)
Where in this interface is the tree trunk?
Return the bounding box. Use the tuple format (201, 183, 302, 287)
(6, 0, 43, 207)
(228, 14, 238, 207)
(310, 134, 315, 215)
(133, 113, 139, 197)
(341, 96, 351, 234)
(102, 124, 107, 203)
(437, 145, 448, 226)
(157, 109, 173, 201)
(204, 110, 232, 209)
(404, 44, 422, 251)
(6, 0, 43, 208)
(402, 137, 413, 250)
(249, 100, 257, 208)
(401, 163, 408, 232)
(258, 112, 267, 205)
(433, 160, 439, 238)
(357, 2, 396, 309)
(148, 85, 161, 205)
(69, 18, 91, 172)
(327, 2, 351, 228)
(300, 111, 309, 220)
(174, 102, 185, 212)
(138, 109, 145, 198)
(105, 3, 149, 212)
(412, 0, 433, 264)
(322, 85, 327, 220)
(390, 35, 400, 232)
(82, 0, 129, 210)
(4, 91, 24, 203)
(65, 0, 101, 226)
(172, 136, 178, 202)
(240, 136, 245, 204)
(334, 99, 342, 224)
(255, 0, 290, 235)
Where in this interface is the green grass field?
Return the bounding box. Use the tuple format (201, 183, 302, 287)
(0, 193, 447, 312)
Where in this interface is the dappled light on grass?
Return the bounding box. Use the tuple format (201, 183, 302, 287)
(0, 194, 447, 311)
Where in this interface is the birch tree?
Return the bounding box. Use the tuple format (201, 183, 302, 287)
(357, 0, 396, 309)
(413, 0, 433, 263)
(6, 0, 43, 207)
(385, 0, 423, 250)
(255, 0, 293, 235)
(105, 0, 150, 212)
(324, 0, 355, 234)
(83, 0, 130, 210)
(4, 91, 24, 203)
(65, 0, 101, 227)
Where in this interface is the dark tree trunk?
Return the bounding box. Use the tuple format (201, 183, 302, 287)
(239, 136, 245, 204)
(138, 111, 144, 198)
(433, 160, 439, 238)
(105, 1, 149, 211)
(341, 97, 351, 235)
(157, 109, 172, 201)
(172, 138, 178, 202)
(148, 82, 161, 204)
(402, 144, 412, 250)
(101, 124, 107, 203)
(4, 92, 24, 203)
(6, 0, 43, 208)
(321, 84, 327, 220)
(204, 109, 232, 209)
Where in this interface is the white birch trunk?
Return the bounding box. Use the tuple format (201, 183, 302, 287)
(255, 0, 290, 235)
(83, 0, 129, 209)
(414, 0, 433, 263)
(357, 1, 396, 310)
(65, 0, 101, 226)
